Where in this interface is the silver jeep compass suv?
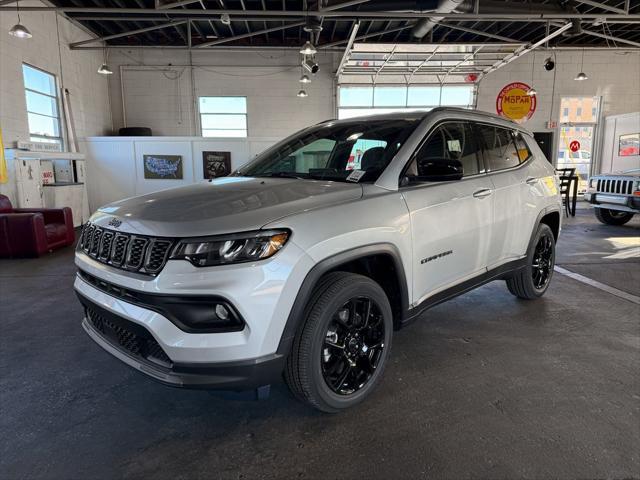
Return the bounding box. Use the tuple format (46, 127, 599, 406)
(75, 108, 561, 412)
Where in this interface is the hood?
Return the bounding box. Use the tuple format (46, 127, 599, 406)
(90, 177, 363, 237)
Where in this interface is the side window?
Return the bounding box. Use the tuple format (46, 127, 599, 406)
(513, 131, 533, 163)
(477, 125, 521, 171)
(407, 122, 481, 178)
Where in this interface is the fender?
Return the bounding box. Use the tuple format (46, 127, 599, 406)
(276, 243, 409, 356)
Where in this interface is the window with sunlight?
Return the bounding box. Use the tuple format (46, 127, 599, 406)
(338, 85, 475, 119)
(199, 96, 247, 138)
(22, 64, 63, 147)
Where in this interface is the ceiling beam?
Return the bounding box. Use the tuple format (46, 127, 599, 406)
(195, 21, 305, 47)
(320, 23, 416, 48)
(69, 20, 187, 47)
(550, 21, 640, 47)
(336, 21, 360, 77)
(482, 22, 573, 76)
(156, 0, 201, 9)
(322, 0, 370, 12)
(575, 0, 627, 14)
(435, 21, 522, 43)
(2, 6, 640, 21)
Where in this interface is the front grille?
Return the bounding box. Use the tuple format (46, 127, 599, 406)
(86, 305, 172, 367)
(596, 178, 634, 195)
(79, 222, 174, 276)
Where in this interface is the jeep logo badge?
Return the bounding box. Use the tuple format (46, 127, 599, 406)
(108, 217, 122, 228)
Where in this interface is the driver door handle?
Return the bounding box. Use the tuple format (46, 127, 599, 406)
(526, 176, 538, 185)
(473, 188, 493, 199)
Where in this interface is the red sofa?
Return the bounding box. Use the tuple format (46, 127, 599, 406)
(0, 194, 75, 257)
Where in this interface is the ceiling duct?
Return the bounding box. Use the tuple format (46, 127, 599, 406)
(358, 0, 583, 40)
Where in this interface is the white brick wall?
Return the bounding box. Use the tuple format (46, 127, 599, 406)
(107, 48, 337, 139)
(476, 49, 640, 131)
(0, 2, 112, 202)
(0, 2, 111, 145)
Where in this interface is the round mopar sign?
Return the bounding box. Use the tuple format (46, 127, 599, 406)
(496, 82, 536, 124)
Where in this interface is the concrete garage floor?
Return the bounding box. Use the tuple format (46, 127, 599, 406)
(1, 206, 638, 480)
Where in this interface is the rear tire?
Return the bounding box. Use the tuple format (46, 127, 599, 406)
(506, 223, 555, 300)
(285, 272, 393, 413)
(594, 208, 634, 225)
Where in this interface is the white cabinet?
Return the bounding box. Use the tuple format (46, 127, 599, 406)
(4, 150, 89, 226)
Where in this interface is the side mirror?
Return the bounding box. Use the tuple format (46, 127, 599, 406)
(413, 157, 463, 182)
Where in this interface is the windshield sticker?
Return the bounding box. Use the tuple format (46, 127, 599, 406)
(447, 139, 462, 152)
(346, 169, 366, 182)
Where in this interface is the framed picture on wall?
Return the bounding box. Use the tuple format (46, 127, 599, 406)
(202, 151, 232, 179)
(143, 155, 183, 179)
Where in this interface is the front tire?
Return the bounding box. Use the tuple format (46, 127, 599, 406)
(594, 208, 634, 225)
(285, 272, 393, 413)
(506, 223, 556, 300)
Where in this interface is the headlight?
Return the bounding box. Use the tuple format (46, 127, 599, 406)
(170, 229, 290, 267)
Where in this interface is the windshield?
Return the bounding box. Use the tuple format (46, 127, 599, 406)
(237, 118, 421, 183)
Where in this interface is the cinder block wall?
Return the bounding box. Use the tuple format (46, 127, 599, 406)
(0, 1, 112, 145)
(476, 49, 640, 132)
(106, 48, 338, 139)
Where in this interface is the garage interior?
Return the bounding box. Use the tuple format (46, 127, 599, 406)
(1, 1, 639, 479)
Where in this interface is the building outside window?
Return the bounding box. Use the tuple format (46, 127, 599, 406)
(199, 97, 247, 137)
(337, 85, 475, 119)
(22, 64, 63, 147)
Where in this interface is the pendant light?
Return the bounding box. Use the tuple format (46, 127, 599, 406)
(8, 1, 32, 39)
(574, 48, 589, 81)
(297, 90, 308, 98)
(299, 74, 311, 84)
(299, 41, 317, 55)
(97, 41, 113, 75)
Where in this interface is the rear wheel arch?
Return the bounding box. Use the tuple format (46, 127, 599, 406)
(539, 210, 560, 241)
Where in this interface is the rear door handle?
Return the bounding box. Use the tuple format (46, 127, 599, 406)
(473, 188, 493, 199)
(526, 177, 538, 185)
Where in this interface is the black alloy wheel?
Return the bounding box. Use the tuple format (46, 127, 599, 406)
(506, 223, 556, 300)
(531, 234, 554, 290)
(321, 297, 386, 395)
(285, 272, 393, 412)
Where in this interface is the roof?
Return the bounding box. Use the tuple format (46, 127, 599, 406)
(10, 1, 637, 50)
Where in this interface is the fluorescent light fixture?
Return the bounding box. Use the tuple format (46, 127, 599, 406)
(300, 41, 317, 55)
(9, 23, 32, 39)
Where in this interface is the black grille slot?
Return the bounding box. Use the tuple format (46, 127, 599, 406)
(145, 240, 173, 273)
(86, 306, 172, 366)
(82, 224, 95, 252)
(89, 228, 103, 257)
(99, 231, 115, 261)
(111, 234, 129, 266)
(596, 178, 634, 195)
(80, 222, 174, 275)
(126, 238, 148, 269)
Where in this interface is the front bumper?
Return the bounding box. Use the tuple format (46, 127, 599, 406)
(584, 192, 640, 213)
(77, 290, 284, 389)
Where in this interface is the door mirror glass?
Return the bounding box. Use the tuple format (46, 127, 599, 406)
(415, 157, 463, 182)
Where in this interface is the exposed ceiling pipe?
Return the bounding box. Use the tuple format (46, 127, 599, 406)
(411, 0, 466, 39)
(406, 0, 581, 39)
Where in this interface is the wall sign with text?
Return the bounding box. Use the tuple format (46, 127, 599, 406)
(496, 82, 537, 123)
